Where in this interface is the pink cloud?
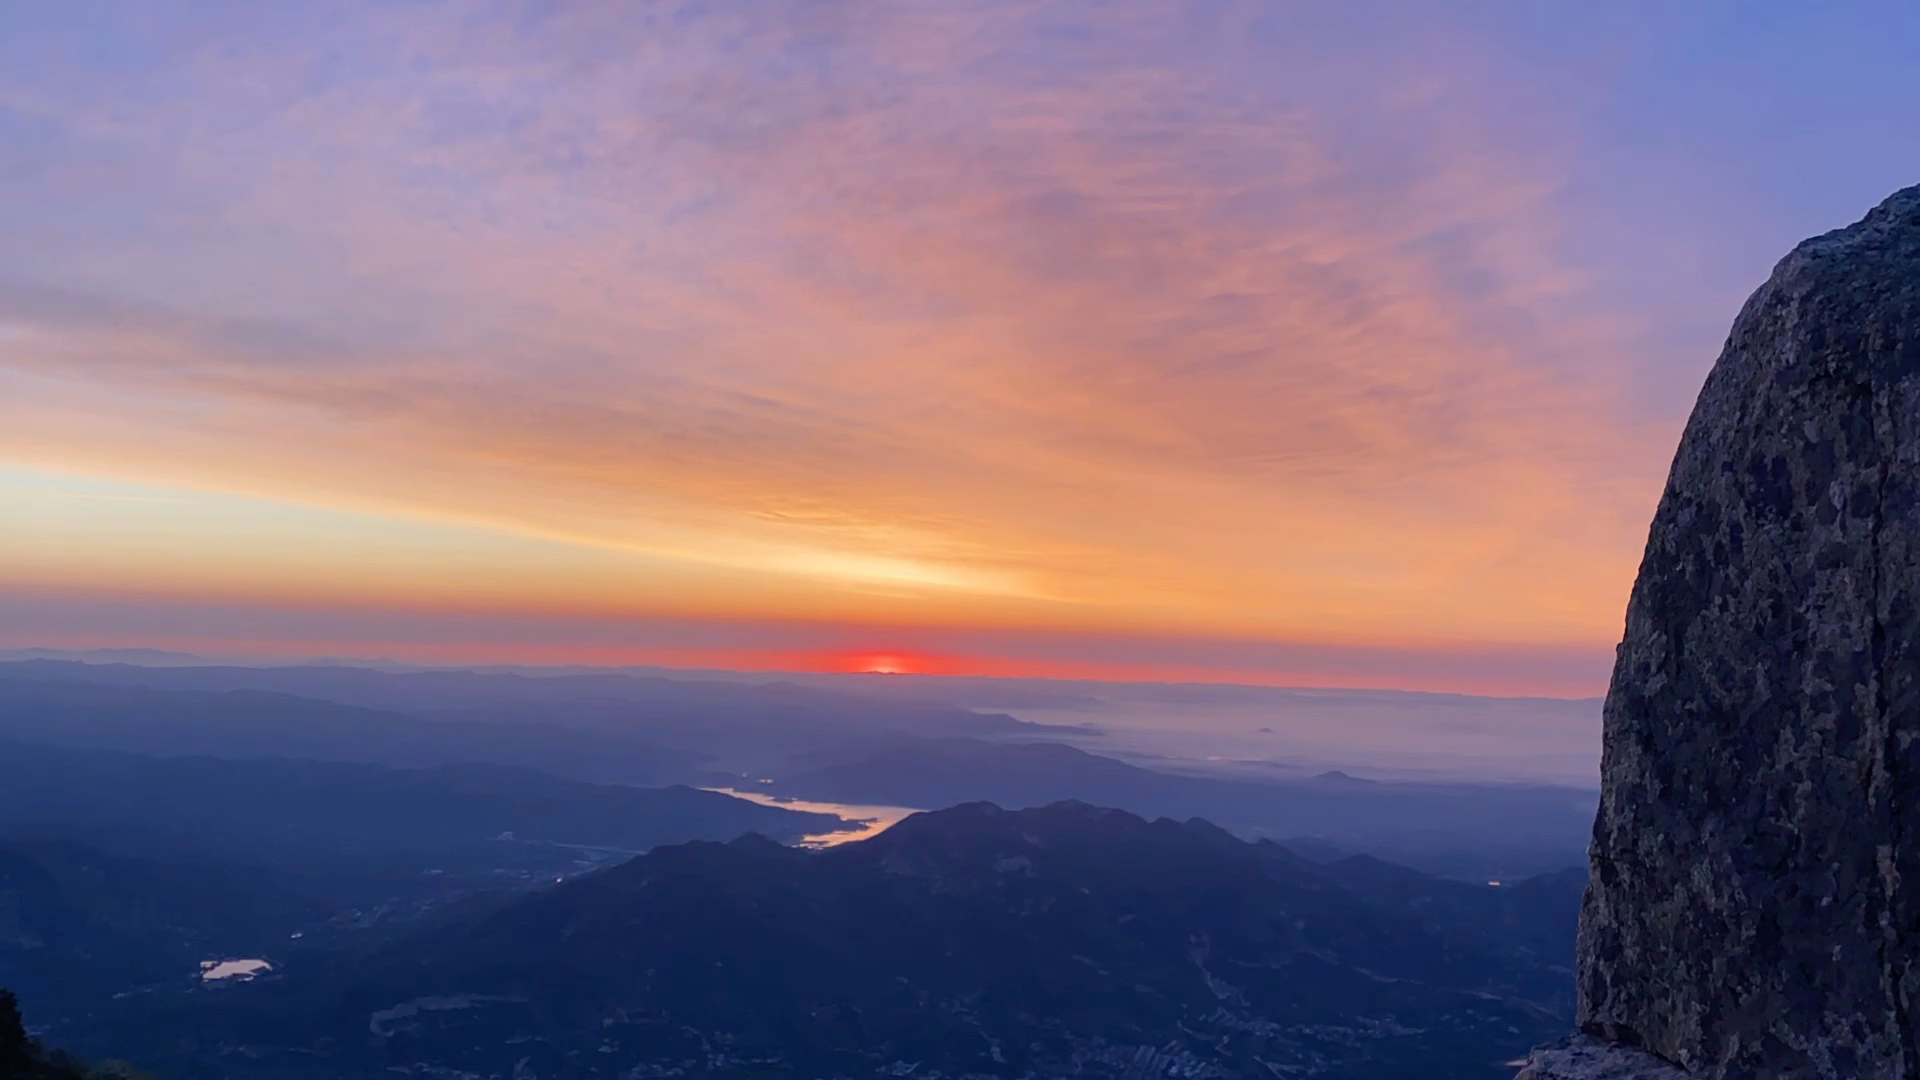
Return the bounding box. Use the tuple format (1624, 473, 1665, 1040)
(0, 0, 1694, 674)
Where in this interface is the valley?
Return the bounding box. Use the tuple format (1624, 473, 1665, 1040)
(0, 657, 1593, 1078)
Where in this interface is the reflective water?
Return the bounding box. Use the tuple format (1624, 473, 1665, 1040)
(200, 958, 271, 981)
(704, 788, 918, 846)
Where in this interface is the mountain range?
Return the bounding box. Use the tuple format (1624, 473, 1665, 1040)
(66, 802, 1582, 1080)
(0, 661, 1055, 782)
(772, 736, 1596, 880)
(0, 661, 1599, 879)
(0, 656, 1603, 1077)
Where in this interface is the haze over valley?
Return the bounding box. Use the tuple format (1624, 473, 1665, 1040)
(0, 652, 1593, 1078)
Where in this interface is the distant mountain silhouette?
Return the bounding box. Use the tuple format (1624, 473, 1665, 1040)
(99, 802, 1579, 1079)
(0, 661, 1066, 780)
(0, 675, 702, 785)
(775, 736, 1595, 878)
(777, 736, 1154, 803)
(0, 739, 841, 865)
(0, 647, 208, 665)
(0, 662, 1599, 880)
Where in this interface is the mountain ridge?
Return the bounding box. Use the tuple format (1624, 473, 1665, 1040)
(80, 800, 1582, 1080)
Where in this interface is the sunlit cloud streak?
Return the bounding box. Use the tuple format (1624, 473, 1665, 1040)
(3, 1, 1917, 690)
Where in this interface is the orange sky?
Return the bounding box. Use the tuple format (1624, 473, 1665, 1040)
(4, 2, 1918, 695)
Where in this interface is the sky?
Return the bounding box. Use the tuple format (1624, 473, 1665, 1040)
(3, 1, 1918, 695)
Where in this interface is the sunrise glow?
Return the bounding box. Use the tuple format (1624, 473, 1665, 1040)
(4, 3, 1913, 696)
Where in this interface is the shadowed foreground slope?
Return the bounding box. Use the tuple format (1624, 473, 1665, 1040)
(87, 802, 1581, 1080)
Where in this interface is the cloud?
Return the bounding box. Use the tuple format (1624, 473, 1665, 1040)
(0, 0, 1700, 680)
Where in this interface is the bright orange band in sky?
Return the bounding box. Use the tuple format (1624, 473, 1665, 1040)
(4, 2, 1914, 695)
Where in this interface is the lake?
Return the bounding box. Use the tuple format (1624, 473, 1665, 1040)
(200, 958, 271, 982)
(703, 787, 919, 846)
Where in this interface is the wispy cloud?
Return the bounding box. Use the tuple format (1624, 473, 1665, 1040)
(6, 0, 1911, 686)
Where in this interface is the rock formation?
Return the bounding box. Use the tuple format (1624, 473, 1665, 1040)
(1521, 183, 1920, 1079)
(1518, 1034, 1692, 1080)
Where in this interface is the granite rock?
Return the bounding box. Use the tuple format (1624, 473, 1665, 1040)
(1516, 1034, 1691, 1080)
(1576, 183, 1920, 1079)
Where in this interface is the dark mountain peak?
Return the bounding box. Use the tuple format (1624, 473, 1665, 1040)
(935, 798, 1007, 818)
(1313, 769, 1375, 784)
(831, 800, 1314, 905)
(857, 799, 1001, 839)
(590, 835, 793, 895)
(872, 799, 1262, 859)
(848, 801, 1052, 878)
(866, 799, 1142, 849)
(1022, 796, 1126, 821)
(725, 831, 806, 859)
(1177, 815, 1243, 846)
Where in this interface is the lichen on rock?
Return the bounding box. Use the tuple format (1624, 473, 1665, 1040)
(1569, 183, 1920, 1079)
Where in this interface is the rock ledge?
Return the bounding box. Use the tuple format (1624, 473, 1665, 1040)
(1515, 1035, 1690, 1080)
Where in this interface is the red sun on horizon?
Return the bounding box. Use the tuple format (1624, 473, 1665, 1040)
(848, 653, 916, 675)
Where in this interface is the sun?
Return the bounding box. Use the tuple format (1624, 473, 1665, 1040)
(829, 650, 941, 675)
